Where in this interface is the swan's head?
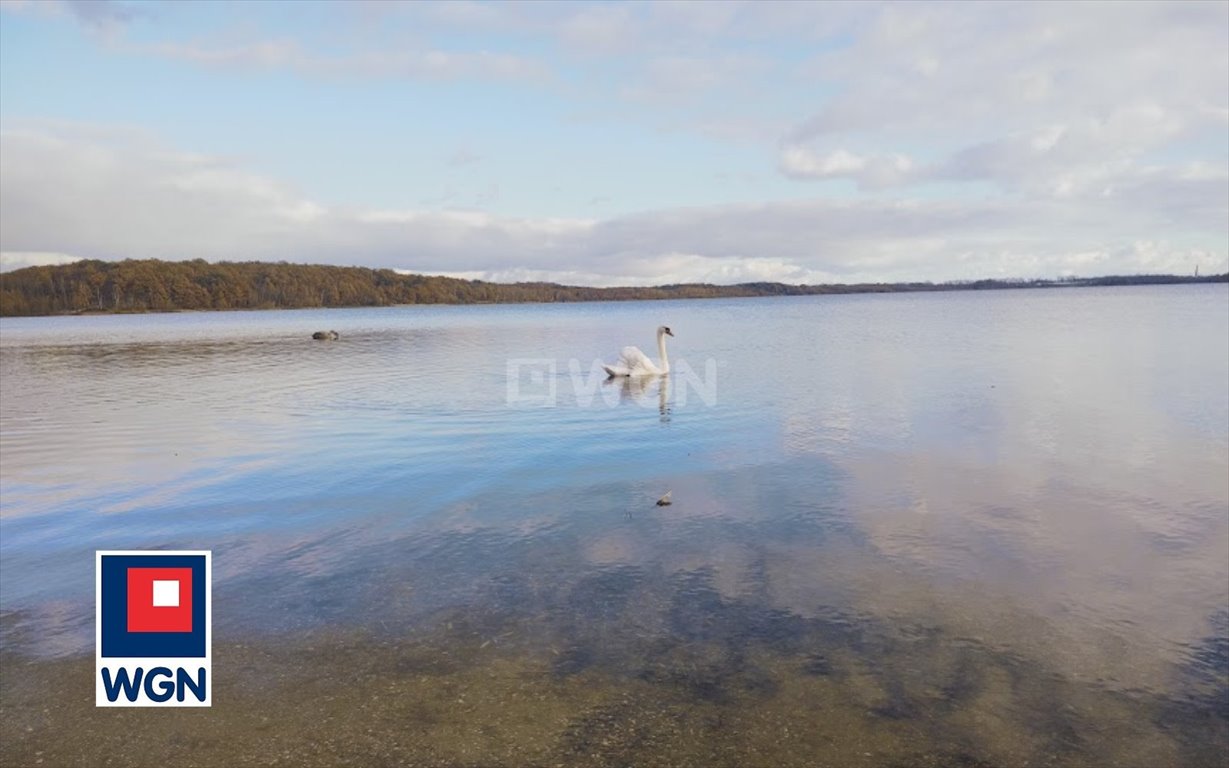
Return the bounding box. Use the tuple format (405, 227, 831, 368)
(657, 325, 674, 337)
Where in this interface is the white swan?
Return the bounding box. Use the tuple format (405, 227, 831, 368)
(603, 325, 673, 377)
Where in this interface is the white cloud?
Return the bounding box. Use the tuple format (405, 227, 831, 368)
(446, 148, 483, 168)
(62, 0, 142, 27)
(556, 4, 637, 55)
(1, 3, 1224, 284)
(792, 2, 1225, 138)
(3, 126, 1223, 284)
(142, 40, 546, 82)
(781, 2, 1227, 204)
(779, 147, 915, 188)
(0, 127, 330, 261)
(630, 54, 769, 102)
(0, 251, 82, 272)
(1, 0, 131, 25)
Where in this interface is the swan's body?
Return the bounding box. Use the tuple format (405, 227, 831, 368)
(603, 326, 673, 377)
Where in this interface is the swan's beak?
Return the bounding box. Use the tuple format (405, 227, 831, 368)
(665, 328, 674, 336)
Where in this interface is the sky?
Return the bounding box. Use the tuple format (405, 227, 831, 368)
(0, 0, 1226, 286)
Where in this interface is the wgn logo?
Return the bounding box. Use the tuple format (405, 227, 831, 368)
(96, 551, 211, 707)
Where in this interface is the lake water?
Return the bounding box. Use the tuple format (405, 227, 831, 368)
(1, 285, 1227, 766)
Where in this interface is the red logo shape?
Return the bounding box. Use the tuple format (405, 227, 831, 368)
(127, 567, 193, 633)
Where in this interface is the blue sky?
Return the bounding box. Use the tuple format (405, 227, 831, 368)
(1, 0, 1226, 285)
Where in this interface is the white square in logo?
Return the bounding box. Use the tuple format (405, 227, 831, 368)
(505, 358, 557, 407)
(152, 580, 180, 607)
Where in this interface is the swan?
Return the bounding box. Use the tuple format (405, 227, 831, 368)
(603, 326, 673, 377)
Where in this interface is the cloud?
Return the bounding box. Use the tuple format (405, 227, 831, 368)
(556, 4, 637, 55)
(63, 0, 142, 28)
(779, 147, 915, 188)
(143, 40, 546, 82)
(446, 149, 483, 168)
(3, 126, 1223, 284)
(0, 0, 539, 84)
(638, 54, 767, 99)
(779, 2, 1229, 211)
(1, 3, 1224, 284)
(0, 251, 82, 272)
(0, 0, 146, 30)
(790, 2, 1226, 139)
(779, 107, 1228, 224)
(0, 126, 332, 263)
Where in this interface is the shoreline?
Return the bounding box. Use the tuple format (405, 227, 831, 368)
(3, 273, 1226, 319)
(3, 255, 1225, 319)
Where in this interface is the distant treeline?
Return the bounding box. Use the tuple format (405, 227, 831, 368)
(0, 258, 1224, 317)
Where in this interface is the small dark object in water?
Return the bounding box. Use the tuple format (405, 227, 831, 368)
(656, 491, 672, 506)
(802, 653, 833, 676)
(312, 330, 339, 340)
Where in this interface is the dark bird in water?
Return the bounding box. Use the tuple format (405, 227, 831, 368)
(312, 330, 339, 340)
(656, 491, 672, 507)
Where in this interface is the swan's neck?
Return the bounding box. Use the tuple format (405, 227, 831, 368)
(657, 332, 670, 373)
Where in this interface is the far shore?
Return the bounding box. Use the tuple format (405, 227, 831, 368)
(2, 257, 1224, 318)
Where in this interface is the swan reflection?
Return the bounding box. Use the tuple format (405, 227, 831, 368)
(604, 373, 672, 422)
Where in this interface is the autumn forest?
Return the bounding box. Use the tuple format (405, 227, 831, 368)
(0, 258, 1223, 317)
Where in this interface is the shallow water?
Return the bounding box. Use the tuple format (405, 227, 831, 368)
(1, 286, 1227, 766)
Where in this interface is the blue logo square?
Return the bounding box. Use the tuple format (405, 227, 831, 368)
(99, 553, 208, 658)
